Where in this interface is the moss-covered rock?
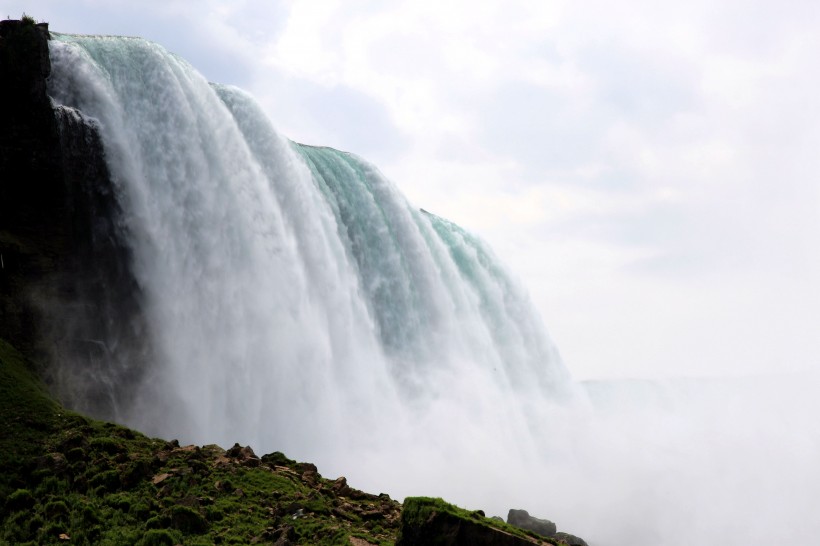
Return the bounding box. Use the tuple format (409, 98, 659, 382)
(397, 497, 561, 546)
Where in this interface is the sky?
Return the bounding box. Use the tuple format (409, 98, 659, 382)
(7, 0, 820, 381)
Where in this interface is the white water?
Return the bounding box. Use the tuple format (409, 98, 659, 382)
(46, 34, 820, 545)
(46, 32, 572, 496)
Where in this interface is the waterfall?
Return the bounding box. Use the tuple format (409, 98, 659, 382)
(41, 32, 820, 545)
(46, 33, 572, 480)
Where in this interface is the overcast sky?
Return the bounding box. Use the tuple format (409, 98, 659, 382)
(9, 0, 820, 380)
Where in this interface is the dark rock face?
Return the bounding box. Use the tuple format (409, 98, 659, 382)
(0, 19, 63, 353)
(39, 104, 154, 421)
(0, 19, 151, 421)
(0, 21, 59, 224)
(508, 508, 557, 538)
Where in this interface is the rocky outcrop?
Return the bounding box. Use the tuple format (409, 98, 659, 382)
(507, 508, 588, 546)
(397, 497, 556, 546)
(508, 508, 557, 537)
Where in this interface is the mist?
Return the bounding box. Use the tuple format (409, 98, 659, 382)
(337, 371, 820, 544)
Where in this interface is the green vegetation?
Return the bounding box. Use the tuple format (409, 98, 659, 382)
(20, 14, 36, 26)
(0, 338, 401, 545)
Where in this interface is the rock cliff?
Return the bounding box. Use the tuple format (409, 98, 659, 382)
(0, 18, 150, 419)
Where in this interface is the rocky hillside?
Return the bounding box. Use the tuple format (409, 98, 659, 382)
(0, 337, 401, 545)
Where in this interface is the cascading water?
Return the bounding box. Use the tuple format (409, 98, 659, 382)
(45, 33, 573, 492)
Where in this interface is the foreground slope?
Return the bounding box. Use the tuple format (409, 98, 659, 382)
(0, 338, 404, 545)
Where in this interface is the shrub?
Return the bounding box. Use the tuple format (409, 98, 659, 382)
(122, 458, 153, 488)
(89, 469, 121, 493)
(44, 499, 70, 521)
(260, 451, 295, 466)
(139, 529, 177, 546)
(2, 511, 42, 542)
(145, 514, 169, 529)
(204, 505, 224, 522)
(38, 521, 67, 543)
(77, 501, 101, 525)
(168, 504, 208, 534)
(105, 492, 133, 512)
(89, 436, 125, 455)
(35, 475, 68, 495)
(129, 499, 157, 519)
(65, 447, 86, 462)
(6, 488, 34, 511)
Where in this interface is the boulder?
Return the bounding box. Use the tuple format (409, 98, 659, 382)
(225, 443, 260, 466)
(507, 509, 557, 538)
(332, 476, 352, 496)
